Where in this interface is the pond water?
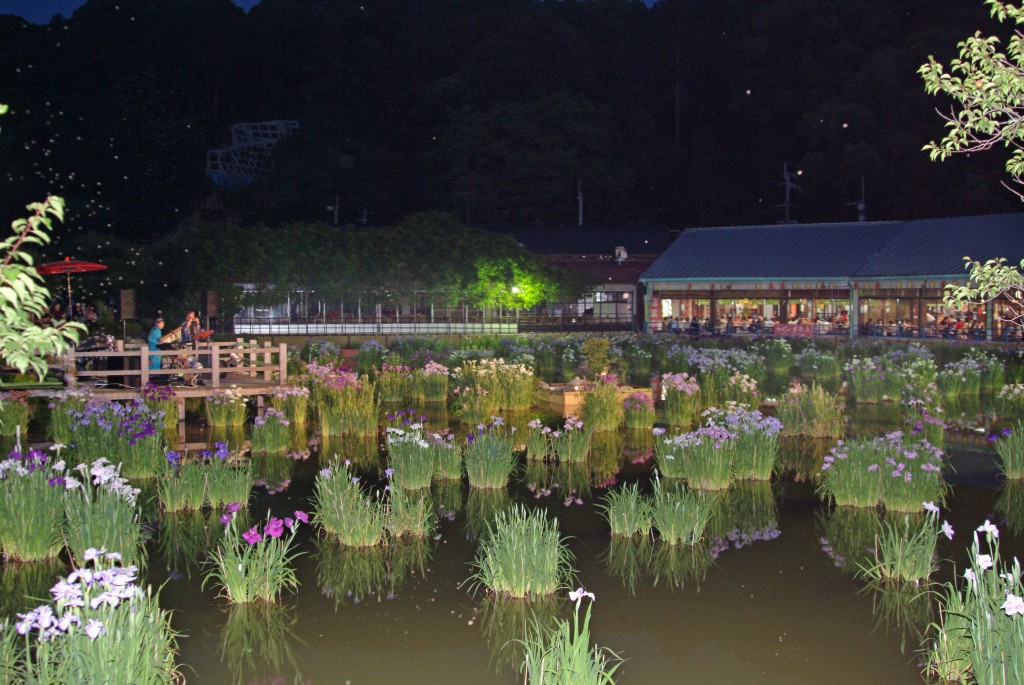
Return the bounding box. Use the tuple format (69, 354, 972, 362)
(8, 397, 1023, 685)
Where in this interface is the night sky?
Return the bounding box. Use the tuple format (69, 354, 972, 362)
(0, 0, 262, 23)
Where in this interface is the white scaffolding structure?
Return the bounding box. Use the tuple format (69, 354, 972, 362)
(206, 120, 299, 186)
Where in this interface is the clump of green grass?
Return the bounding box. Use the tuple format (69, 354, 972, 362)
(464, 421, 518, 489)
(385, 424, 436, 490)
(313, 461, 387, 547)
(0, 448, 65, 561)
(385, 487, 437, 538)
(776, 383, 845, 438)
(598, 483, 653, 537)
(580, 378, 623, 432)
(469, 504, 573, 600)
(857, 508, 941, 586)
(650, 478, 715, 546)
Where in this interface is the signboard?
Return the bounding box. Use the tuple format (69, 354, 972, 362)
(773, 323, 815, 337)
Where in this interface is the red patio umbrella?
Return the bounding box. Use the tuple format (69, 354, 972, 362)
(36, 257, 108, 313)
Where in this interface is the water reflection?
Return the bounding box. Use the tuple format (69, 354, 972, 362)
(157, 509, 229, 579)
(477, 595, 569, 675)
(589, 431, 625, 488)
(315, 538, 434, 607)
(319, 433, 380, 473)
(216, 603, 306, 685)
(522, 460, 591, 505)
(846, 402, 903, 438)
(431, 479, 465, 520)
(209, 425, 248, 454)
(465, 488, 513, 542)
(651, 541, 715, 590)
(778, 436, 835, 481)
(602, 535, 654, 596)
(251, 452, 293, 494)
(818, 506, 884, 574)
(0, 557, 65, 618)
(864, 582, 935, 655)
(316, 542, 389, 606)
(703, 480, 780, 548)
(995, 479, 1024, 535)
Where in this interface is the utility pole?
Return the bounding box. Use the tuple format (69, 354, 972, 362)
(577, 181, 583, 227)
(360, 208, 374, 225)
(776, 163, 801, 224)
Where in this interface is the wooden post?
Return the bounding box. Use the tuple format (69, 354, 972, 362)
(212, 345, 221, 388)
(278, 343, 287, 385)
(263, 341, 272, 382)
(248, 340, 257, 378)
(140, 347, 149, 386)
(65, 349, 77, 388)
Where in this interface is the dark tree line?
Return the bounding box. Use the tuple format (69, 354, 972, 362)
(0, 0, 1019, 255)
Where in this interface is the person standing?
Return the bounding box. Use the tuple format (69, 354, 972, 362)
(180, 310, 200, 349)
(147, 317, 165, 371)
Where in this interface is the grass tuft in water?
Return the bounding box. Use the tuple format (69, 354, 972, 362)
(469, 504, 573, 600)
(519, 592, 622, 685)
(464, 421, 517, 489)
(598, 482, 653, 537)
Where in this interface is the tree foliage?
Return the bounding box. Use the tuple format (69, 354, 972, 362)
(920, 0, 1024, 198)
(0, 191, 84, 378)
(920, 1, 1024, 322)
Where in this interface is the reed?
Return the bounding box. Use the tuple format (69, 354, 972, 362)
(385, 487, 437, 538)
(268, 384, 310, 424)
(385, 424, 436, 490)
(313, 462, 387, 547)
(650, 478, 715, 546)
(68, 398, 165, 479)
(157, 454, 208, 512)
(464, 422, 517, 489)
(926, 521, 1024, 684)
(776, 383, 845, 438)
(661, 373, 701, 427)
(580, 378, 623, 432)
(61, 458, 146, 568)
(548, 416, 591, 463)
(413, 361, 450, 403)
(519, 591, 622, 685)
(991, 423, 1024, 480)
(429, 430, 463, 480)
(469, 504, 573, 599)
(318, 375, 378, 437)
(856, 509, 940, 586)
(0, 391, 30, 436)
(3, 553, 180, 685)
(205, 386, 249, 427)
(203, 509, 306, 604)
(0, 448, 65, 561)
(599, 482, 653, 537)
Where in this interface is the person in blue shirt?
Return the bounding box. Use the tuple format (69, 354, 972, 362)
(147, 317, 165, 370)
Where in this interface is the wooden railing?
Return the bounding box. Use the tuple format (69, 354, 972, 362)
(61, 340, 288, 389)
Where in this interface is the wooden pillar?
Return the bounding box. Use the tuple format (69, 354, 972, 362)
(278, 343, 287, 385)
(710, 292, 719, 332)
(917, 289, 926, 338)
(211, 346, 221, 388)
(986, 300, 995, 341)
(140, 347, 149, 386)
(65, 349, 77, 388)
(263, 341, 272, 382)
(848, 287, 859, 339)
